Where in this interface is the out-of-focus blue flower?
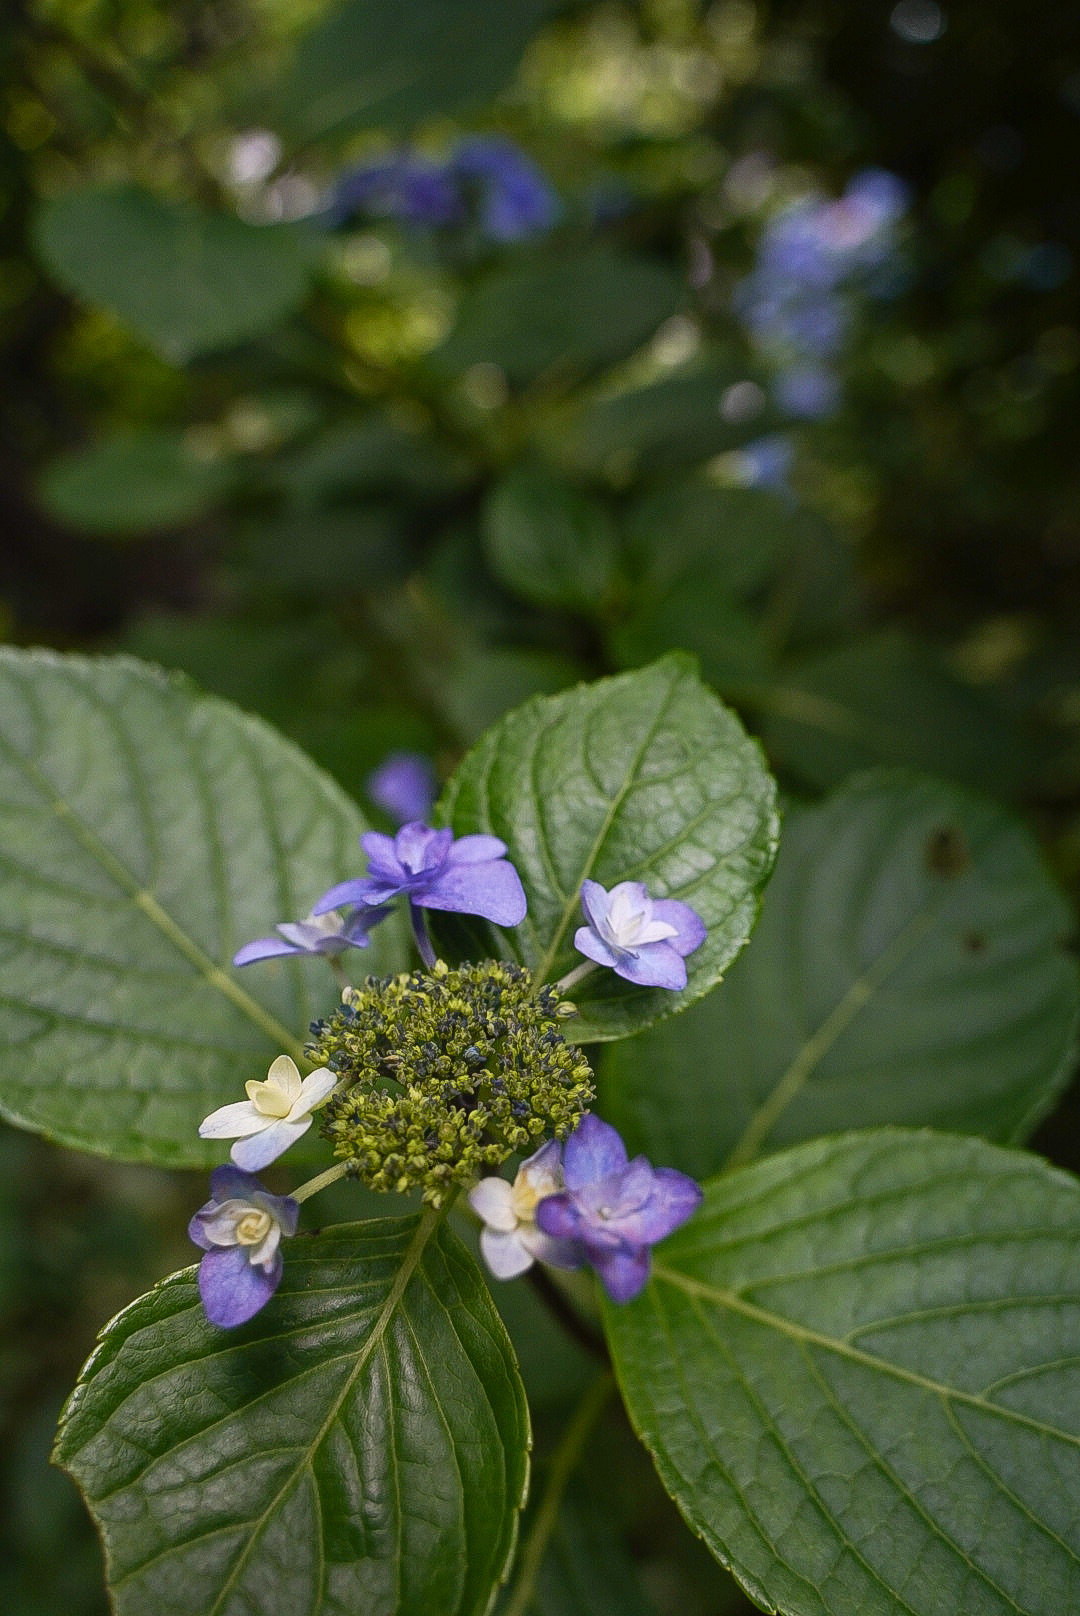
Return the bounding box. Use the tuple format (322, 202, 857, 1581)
(469, 1139, 582, 1279)
(453, 135, 560, 241)
(737, 433, 795, 494)
(329, 137, 559, 243)
(189, 1166, 299, 1328)
(535, 1115, 702, 1302)
(314, 822, 527, 949)
(199, 1055, 337, 1172)
(366, 751, 437, 825)
(233, 906, 390, 967)
(574, 879, 705, 991)
(773, 364, 842, 420)
(330, 152, 462, 227)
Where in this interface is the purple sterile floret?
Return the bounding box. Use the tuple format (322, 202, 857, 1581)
(313, 822, 527, 928)
(535, 1115, 702, 1302)
(189, 1165, 299, 1328)
(232, 905, 391, 967)
(574, 879, 706, 990)
(366, 751, 437, 825)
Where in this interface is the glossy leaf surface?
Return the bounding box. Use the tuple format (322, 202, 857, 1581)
(440, 654, 779, 1039)
(0, 650, 403, 1165)
(607, 1129, 1080, 1616)
(56, 1215, 529, 1616)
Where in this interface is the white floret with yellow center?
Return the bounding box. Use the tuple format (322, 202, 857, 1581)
(199, 1054, 338, 1171)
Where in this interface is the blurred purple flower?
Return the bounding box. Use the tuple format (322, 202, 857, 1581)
(233, 906, 390, 967)
(189, 1166, 299, 1328)
(366, 751, 437, 825)
(535, 1115, 702, 1302)
(738, 433, 795, 496)
(574, 879, 705, 991)
(774, 364, 842, 419)
(453, 135, 560, 241)
(330, 152, 462, 227)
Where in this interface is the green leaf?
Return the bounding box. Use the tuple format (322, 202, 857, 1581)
(439, 654, 779, 1040)
(753, 631, 1033, 796)
(274, 0, 551, 142)
(606, 1129, 1080, 1616)
(0, 649, 404, 1165)
(433, 250, 683, 387)
(495, 1482, 660, 1616)
(38, 432, 233, 534)
(621, 482, 792, 600)
(608, 584, 770, 686)
(600, 771, 1079, 1179)
(483, 468, 620, 614)
(55, 1212, 530, 1616)
(33, 189, 312, 362)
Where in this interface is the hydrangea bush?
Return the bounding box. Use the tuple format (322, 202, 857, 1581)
(1, 644, 1078, 1616)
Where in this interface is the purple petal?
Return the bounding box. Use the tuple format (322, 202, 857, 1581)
(534, 1192, 583, 1242)
(367, 753, 436, 824)
(591, 1243, 651, 1303)
(312, 877, 386, 915)
(394, 822, 452, 874)
(419, 859, 527, 926)
(188, 1203, 215, 1250)
(573, 925, 621, 970)
(578, 879, 611, 933)
(612, 941, 688, 991)
(606, 1165, 703, 1244)
(445, 833, 509, 865)
(209, 1164, 265, 1202)
(563, 1114, 628, 1190)
(650, 899, 707, 957)
(233, 935, 303, 966)
(198, 1246, 281, 1328)
(342, 904, 393, 945)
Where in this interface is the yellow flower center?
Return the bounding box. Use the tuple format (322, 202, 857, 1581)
(245, 1078, 293, 1118)
(235, 1209, 272, 1246)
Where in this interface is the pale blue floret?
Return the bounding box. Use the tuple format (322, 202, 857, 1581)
(189, 1166, 299, 1328)
(574, 879, 706, 990)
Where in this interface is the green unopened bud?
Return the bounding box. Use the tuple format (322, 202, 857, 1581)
(308, 960, 594, 1206)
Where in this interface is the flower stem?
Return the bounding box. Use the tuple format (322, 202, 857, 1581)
(291, 1161, 351, 1204)
(552, 959, 597, 995)
(501, 1372, 614, 1616)
(526, 1263, 609, 1364)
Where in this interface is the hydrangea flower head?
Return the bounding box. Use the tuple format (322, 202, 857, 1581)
(233, 906, 390, 967)
(535, 1115, 702, 1302)
(574, 879, 705, 990)
(314, 823, 527, 928)
(199, 1054, 337, 1171)
(189, 1166, 299, 1327)
(469, 1140, 582, 1279)
(366, 751, 437, 825)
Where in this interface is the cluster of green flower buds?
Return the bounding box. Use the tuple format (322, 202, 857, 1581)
(308, 959, 594, 1206)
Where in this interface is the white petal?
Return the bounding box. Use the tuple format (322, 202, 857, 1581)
(480, 1228, 535, 1280)
(198, 1100, 266, 1140)
(289, 1066, 338, 1120)
(248, 1220, 284, 1270)
(231, 1115, 310, 1171)
(468, 1177, 517, 1231)
(266, 1054, 303, 1103)
(634, 917, 679, 944)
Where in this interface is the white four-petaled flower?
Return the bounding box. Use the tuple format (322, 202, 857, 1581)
(468, 1140, 582, 1279)
(199, 1055, 337, 1171)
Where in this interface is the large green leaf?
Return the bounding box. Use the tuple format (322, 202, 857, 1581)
(0, 650, 404, 1165)
(433, 250, 684, 388)
(600, 771, 1080, 1177)
(606, 1129, 1080, 1616)
(33, 189, 312, 363)
(274, 0, 551, 142)
(55, 1213, 529, 1616)
(439, 654, 779, 1040)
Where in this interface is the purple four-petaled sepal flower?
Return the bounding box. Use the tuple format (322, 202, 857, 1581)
(188, 1166, 299, 1328)
(535, 1115, 702, 1303)
(366, 751, 437, 826)
(232, 905, 391, 968)
(313, 823, 527, 928)
(574, 879, 706, 990)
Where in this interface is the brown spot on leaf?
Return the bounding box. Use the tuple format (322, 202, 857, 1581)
(925, 825, 970, 878)
(963, 931, 987, 954)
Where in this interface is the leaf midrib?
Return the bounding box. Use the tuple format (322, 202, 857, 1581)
(652, 1263, 1080, 1450)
